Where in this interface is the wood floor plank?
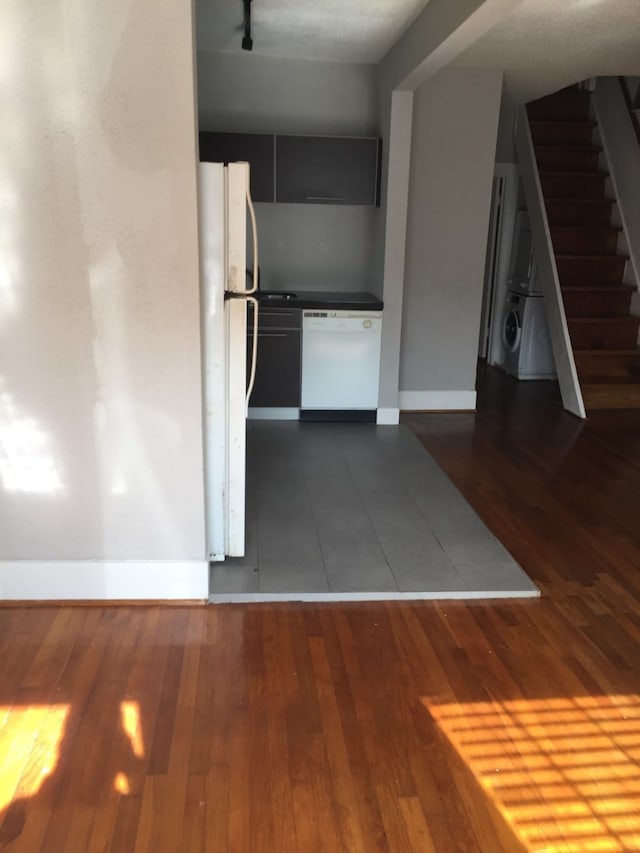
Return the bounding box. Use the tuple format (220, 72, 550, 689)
(2, 369, 640, 851)
(308, 634, 375, 853)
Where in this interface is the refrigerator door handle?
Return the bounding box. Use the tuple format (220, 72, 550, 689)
(245, 172, 259, 295)
(226, 162, 259, 296)
(243, 165, 259, 408)
(246, 294, 259, 410)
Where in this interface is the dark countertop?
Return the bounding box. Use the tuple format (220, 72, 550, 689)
(257, 290, 383, 311)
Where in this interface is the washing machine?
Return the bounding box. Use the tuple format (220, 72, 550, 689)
(500, 291, 557, 380)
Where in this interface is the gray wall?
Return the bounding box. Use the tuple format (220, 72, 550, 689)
(399, 67, 503, 395)
(196, 51, 381, 293)
(1, 0, 205, 562)
(495, 90, 517, 163)
(373, 87, 414, 412)
(373, 0, 519, 415)
(197, 51, 378, 136)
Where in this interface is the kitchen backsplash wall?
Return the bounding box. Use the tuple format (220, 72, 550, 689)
(196, 50, 381, 294)
(251, 204, 377, 293)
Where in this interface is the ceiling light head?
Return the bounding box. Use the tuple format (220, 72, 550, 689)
(242, 0, 253, 52)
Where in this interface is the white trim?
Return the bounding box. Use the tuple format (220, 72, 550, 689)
(515, 107, 586, 419)
(399, 391, 477, 411)
(376, 407, 400, 425)
(593, 77, 640, 288)
(0, 561, 209, 601)
(247, 407, 300, 421)
(210, 588, 539, 604)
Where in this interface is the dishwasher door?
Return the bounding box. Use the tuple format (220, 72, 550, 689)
(301, 311, 382, 410)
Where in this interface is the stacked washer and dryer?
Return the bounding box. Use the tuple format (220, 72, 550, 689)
(499, 211, 557, 380)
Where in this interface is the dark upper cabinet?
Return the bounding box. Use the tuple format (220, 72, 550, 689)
(275, 135, 381, 206)
(198, 132, 275, 202)
(198, 131, 382, 207)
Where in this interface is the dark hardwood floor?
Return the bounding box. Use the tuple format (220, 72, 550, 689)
(1, 366, 640, 851)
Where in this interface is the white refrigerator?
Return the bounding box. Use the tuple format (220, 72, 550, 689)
(198, 161, 259, 561)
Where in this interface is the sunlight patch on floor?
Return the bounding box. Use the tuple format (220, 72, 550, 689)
(120, 700, 144, 759)
(425, 695, 640, 852)
(0, 705, 69, 811)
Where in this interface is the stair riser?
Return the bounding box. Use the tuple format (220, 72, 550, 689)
(527, 90, 592, 122)
(545, 200, 612, 227)
(562, 291, 633, 318)
(530, 123, 594, 147)
(540, 173, 606, 200)
(556, 257, 627, 285)
(569, 321, 640, 351)
(552, 229, 619, 255)
(575, 353, 640, 380)
(582, 385, 640, 410)
(536, 149, 600, 172)
(528, 89, 640, 411)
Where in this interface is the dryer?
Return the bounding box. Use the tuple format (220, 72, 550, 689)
(501, 291, 556, 380)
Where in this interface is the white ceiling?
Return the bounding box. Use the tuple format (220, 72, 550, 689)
(196, 0, 640, 100)
(195, 0, 430, 64)
(455, 0, 640, 101)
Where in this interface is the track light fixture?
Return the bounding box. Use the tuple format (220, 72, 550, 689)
(242, 0, 253, 51)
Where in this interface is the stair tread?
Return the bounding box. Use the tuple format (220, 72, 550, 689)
(575, 348, 640, 355)
(582, 382, 640, 409)
(545, 197, 614, 205)
(540, 171, 607, 178)
(561, 284, 630, 291)
(541, 168, 606, 175)
(535, 144, 603, 152)
(539, 169, 609, 178)
(568, 316, 639, 324)
(530, 119, 596, 127)
(562, 284, 635, 292)
(556, 253, 629, 260)
(552, 225, 622, 232)
(580, 376, 640, 390)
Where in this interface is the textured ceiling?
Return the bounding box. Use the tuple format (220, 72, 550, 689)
(455, 0, 640, 101)
(196, 0, 640, 100)
(195, 0, 430, 64)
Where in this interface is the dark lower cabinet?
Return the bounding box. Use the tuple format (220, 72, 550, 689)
(247, 308, 301, 407)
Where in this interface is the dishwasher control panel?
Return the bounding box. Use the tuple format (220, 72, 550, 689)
(302, 310, 382, 333)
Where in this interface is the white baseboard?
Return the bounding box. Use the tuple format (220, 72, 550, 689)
(0, 560, 209, 601)
(248, 407, 300, 420)
(399, 391, 477, 411)
(376, 407, 400, 425)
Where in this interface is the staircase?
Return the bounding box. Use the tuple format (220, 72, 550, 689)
(527, 85, 640, 410)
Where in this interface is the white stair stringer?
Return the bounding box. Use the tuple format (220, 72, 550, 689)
(515, 105, 586, 419)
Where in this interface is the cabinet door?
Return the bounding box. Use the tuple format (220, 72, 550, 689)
(247, 329, 301, 406)
(256, 307, 300, 330)
(199, 132, 274, 202)
(275, 135, 381, 206)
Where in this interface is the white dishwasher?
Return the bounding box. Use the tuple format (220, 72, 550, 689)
(301, 310, 382, 421)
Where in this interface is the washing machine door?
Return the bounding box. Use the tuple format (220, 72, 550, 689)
(503, 309, 522, 352)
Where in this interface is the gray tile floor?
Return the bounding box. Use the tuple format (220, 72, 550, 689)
(209, 422, 538, 602)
